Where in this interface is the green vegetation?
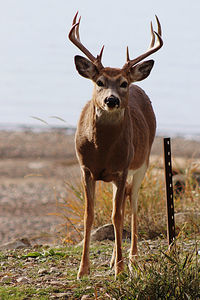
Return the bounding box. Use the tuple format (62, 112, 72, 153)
(0, 160, 199, 299)
(0, 240, 199, 299)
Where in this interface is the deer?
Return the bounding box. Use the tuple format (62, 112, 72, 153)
(68, 12, 163, 279)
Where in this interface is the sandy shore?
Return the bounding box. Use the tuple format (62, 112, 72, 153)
(0, 129, 200, 246)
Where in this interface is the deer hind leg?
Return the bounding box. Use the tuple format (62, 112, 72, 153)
(77, 167, 95, 279)
(129, 163, 147, 268)
(111, 173, 127, 277)
(110, 183, 127, 269)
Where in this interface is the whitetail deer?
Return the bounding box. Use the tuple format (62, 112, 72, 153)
(69, 12, 163, 279)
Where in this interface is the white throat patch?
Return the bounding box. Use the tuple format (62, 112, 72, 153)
(95, 107, 125, 124)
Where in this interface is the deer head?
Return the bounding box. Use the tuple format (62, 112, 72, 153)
(69, 12, 163, 114)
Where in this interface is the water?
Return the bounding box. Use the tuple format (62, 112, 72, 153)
(0, 0, 200, 138)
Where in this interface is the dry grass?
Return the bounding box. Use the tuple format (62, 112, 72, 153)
(1, 155, 199, 299)
(54, 157, 200, 244)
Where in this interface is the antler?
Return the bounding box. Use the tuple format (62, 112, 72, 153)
(68, 12, 104, 69)
(123, 15, 163, 71)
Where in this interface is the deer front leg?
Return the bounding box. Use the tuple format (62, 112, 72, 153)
(111, 173, 127, 277)
(77, 167, 95, 279)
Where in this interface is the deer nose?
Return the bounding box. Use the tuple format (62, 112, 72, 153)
(104, 95, 120, 108)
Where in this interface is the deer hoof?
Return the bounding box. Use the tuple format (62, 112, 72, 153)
(115, 261, 124, 278)
(128, 255, 138, 275)
(129, 254, 138, 265)
(77, 265, 90, 279)
(110, 254, 115, 269)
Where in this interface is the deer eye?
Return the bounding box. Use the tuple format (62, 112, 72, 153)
(96, 80, 104, 87)
(120, 81, 128, 88)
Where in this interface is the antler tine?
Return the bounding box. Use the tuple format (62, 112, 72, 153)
(149, 21, 155, 49)
(75, 17, 81, 41)
(72, 11, 78, 26)
(126, 46, 130, 62)
(98, 45, 105, 61)
(123, 15, 163, 70)
(155, 15, 162, 36)
(68, 12, 104, 68)
(154, 31, 163, 48)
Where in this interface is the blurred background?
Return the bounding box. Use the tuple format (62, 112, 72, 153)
(0, 0, 200, 137)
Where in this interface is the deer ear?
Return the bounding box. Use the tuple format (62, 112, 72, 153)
(74, 55, 99, 79)
(129, 60, 154, 82)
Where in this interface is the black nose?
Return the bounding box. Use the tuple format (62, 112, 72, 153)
(104, 95, 120, 108)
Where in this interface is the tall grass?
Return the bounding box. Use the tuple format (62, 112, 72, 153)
(54, 159, 200, 244)
(106, 240, 200, 299)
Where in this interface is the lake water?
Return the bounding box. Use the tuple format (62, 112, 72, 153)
(0, 0, 200, 138)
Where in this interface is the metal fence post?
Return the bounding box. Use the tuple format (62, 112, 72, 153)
(163, 137, 175, 246)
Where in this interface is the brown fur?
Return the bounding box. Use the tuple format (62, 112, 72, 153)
(76, 84, 156, 180)
(75, 68, 156, 278)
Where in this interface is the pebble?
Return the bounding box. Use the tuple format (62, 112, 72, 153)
(17, 276, 29, 283)
(1, 275, 10, 282)
(38, 268, 48, 275)
(50, 267, 59, 273)
(51, 293, 69, 298)
(50, 280, 63, 286)
(81, 295, 91, 300)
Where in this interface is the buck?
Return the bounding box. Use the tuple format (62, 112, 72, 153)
(68, 12, 163, 279)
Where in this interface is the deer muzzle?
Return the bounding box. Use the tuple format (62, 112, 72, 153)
(104, 95, 120, 109)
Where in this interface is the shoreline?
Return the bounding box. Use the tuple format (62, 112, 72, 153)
(0, 129, 200, 159)
(0, 123, 200, 141)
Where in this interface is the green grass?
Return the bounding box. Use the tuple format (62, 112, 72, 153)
(0, 286, 53, 300)
(0, 240, 199, 299)
(1, 160, 199, 299)
(107, 245, 200, 299)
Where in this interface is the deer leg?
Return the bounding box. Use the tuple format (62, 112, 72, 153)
(110, 183, 127, 269)
(110, 184, 117, 269)
(77, 168, 95, 279)
(129, 164, 147, 269)
(111, 173, 127, 277)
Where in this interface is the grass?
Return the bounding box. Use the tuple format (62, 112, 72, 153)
(55, 159, 200, 244)
(1, 159, 199, 299)
(0, 239, 199, 299)
(0, 286, 53, 300)
(108, 241, 199, 299)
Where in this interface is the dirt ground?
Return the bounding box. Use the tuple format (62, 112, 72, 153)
(0, 129, 200, 246)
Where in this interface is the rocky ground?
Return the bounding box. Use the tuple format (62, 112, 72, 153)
(0, 129, 200, 247)
(0, 130, 80, 246)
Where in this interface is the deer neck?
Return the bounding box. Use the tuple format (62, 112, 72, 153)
(95, 106, 125, 125)
(91, 101, 129, 148)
